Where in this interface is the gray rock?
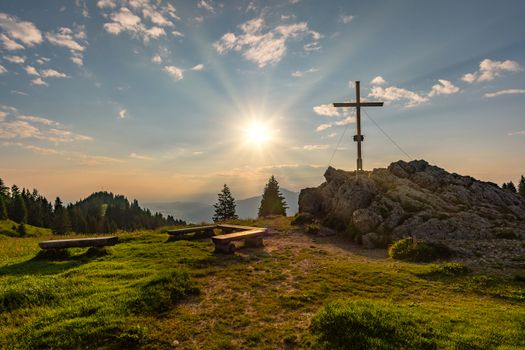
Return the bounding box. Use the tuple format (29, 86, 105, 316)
(298, 159, 525, 249)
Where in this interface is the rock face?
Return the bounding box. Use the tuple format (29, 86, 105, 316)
(299, 160, 525, 249)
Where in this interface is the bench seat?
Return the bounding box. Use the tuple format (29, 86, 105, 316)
(39, 236, 118, 250)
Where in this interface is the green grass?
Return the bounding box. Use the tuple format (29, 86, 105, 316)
(0, 218, 524, 349)
(0, 219, 52, 237)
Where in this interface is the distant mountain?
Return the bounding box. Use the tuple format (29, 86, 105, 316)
(144, 188, 299, 223)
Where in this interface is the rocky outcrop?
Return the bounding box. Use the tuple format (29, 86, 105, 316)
(298, 160, 525, 250)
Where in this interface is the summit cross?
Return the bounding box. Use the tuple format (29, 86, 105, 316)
(333, 80, 383, 173)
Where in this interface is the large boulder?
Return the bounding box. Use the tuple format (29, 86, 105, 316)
(298, 160, 525, 254)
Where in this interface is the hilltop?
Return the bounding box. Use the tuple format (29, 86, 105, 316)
(298, 160, 525, 267)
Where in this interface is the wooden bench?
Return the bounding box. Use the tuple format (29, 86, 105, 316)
(211, 228, 267, 254)
(39, 236, 118, 251)
(167, 225, 216, 239)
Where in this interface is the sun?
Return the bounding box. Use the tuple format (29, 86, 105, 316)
(243, 120, 272, 147)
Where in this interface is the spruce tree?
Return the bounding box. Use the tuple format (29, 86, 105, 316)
(0, 196, 7, 220)
(52, 197, 71, 234)
(506, 181, 517, 193)
(258, 175, 287, 217)
(0, 178, 9, 198)
(519, 176, 525, 198)
(213, 184, 238, 222)
(11, 195, 28, 223)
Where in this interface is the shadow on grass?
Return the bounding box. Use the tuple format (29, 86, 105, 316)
(0, 248, 106, 276)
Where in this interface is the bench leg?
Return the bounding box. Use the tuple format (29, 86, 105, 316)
(214, 242, 235, 254)
(245, 237, 263, 248)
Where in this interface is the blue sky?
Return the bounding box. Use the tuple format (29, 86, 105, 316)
(0, 0, 524, 203)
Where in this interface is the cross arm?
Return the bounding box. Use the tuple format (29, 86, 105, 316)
(333, 102, 384, 107)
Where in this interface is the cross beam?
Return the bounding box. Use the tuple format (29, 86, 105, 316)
(333, 81, 383, 173)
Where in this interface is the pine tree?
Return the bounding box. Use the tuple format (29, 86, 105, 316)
(258, 175, 287, 217)
(52, 197, 71, 234)
(0, 196, 7, 220)
(213, 184, 238, 222)
(519, 176, 525, 198)
(11, 195, 28, 223)
(506, 181, 517, 193)
(0, 178, 9, 198)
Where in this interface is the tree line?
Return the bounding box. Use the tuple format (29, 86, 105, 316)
(502, 175, 525, 197)
(0, 177, 185, 234)
(213, 175, 288, 222)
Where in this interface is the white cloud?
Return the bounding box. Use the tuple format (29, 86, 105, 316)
(339, 15, 354, 24)
(35, 57, 50, 65)
(172, 30, 184, 37)
(0, 33, 24, 50)
(43, 128, 92, 143)
(291, 67, 318, 77)
(508, 130, 525, 136)
(11, 90, 28, 96)
(4, 55, 25, 63)
(101, 2, 178, 42)
(46, 26, 87, 66)
(295, 144, 329, 151)
(0, 64, 6, 74)
(370, 76, 386, 85)
(313, 103, 339, 117)
(334, 115, 356, 126)
(214, 17, 320, 67)
(0, 13, 42, 47)
(46, 27, 85, 51)
(31, 77, 47, 86)
(97, 0, 117, 9)
(118, 109, 127, 119)
(316, 123, 332, 131)
(18, 115, 61, 126)
(462, 58, 522, 83)
(151, 55, 162, 64)
(484, 89, 525, 98)
(130, 152, 153, 160)
(24, 65, 39, 76)
(41, 69, 68, 78)
(191, 63, 204, 71)
(0, 120, 39, 139)
(197, 0, 215, 13)
(428, 79, 460, 96)
(0, 111, 6, 121)
(369, 85, 428, 108)
(164, 65, 184, 80)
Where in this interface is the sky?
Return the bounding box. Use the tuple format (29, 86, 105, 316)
(0, 0, 524, 203)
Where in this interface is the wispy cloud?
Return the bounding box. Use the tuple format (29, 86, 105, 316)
(130, 152, 153, 160)
(197, 0, 215, 13)
(18, 115, 61, 126)
(484, 89, 525, 98)
(294, 144, 329, 151)
(46, 26, 87, 66)
(214, 17, 321, 67)
(191, 63, 204, 71)
(339, 15, 354, 24)
(508, 130, 525, 136)
(3, 55, 25, 63)
(462, 58, 522, 83)
(291, 67, 318, 77)
(0, 64, 6, 74)
(313, 103, 339, 117)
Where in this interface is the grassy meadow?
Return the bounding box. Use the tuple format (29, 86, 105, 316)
(0, 217, 524, 349)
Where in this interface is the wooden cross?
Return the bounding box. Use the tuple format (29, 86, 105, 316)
(333, 81, 383, 173)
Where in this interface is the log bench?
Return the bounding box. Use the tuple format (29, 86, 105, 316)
(211, 228, 267, 254)
(167, 225, 216, 239)
(38, 236, 118, 254)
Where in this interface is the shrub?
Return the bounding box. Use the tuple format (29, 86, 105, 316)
(422, 263, 470, 277)
(291, 212, 315, 226)
(131, 269, 199, 314)
(17, 223, 27, 236)
(388, 237, 453, 262)
(311, 300, 438, 350)
(305, 224, 320, 234)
